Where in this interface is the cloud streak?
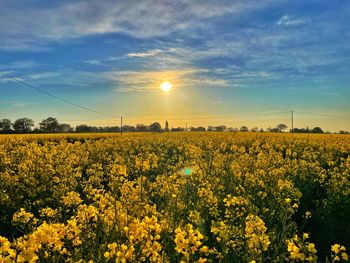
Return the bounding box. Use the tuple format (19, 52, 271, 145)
(277, 15, 306, 27)
(105, 68, 229, 92)
(0, 0, 283, 51)
(127, 49, 162, 58)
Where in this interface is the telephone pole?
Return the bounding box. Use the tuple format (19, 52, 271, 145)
(120, 116, 123, 136)
(291, 110, 294, 133)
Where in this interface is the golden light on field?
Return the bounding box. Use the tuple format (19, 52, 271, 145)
(160, 81, 173, 92)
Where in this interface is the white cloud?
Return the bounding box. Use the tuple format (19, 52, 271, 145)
(277, 15, 306, 27)
(83, 60, 101, 65)
(0, 0, 283, 51)
(28, 72, 61, 79)
(104, 56, 121, 62)
(106, 68, 229, 92)
(127, 49, 162, 58)
(0, 71, 24, 83)
(20, 70, 104, 87)
(0, 61, 39, 70)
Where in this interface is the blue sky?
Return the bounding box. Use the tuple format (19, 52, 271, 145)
(0, 0, 349, 131)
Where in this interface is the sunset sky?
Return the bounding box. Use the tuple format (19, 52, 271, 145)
(1, 0, 349, 131)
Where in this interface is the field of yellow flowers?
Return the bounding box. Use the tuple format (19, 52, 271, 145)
(0, 132, 349, 262)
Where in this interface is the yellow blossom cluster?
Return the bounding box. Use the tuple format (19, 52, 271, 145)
(331, 244, 348, 262)
(286, 233, 317, 262)
(174, 224, 205, 262)
(244, 214, 270, 256)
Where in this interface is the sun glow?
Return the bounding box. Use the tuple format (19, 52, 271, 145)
(160, 81, 173, 92)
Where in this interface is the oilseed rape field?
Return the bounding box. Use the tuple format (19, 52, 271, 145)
(0, 132, 349, 262)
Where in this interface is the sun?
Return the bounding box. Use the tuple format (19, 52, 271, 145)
(160, 81, 173, 92)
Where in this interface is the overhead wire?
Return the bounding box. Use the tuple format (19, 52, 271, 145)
(0, 71, 115, 118)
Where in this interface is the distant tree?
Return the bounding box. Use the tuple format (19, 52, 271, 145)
(122, 125, 136, 132)
(190, 126, 206, 131)
(270, 127, 280, 132)
(0, 118, 12, 132)
(291, 128, 305, 133)
(165, 121, 169, 132)
(171, 127, 184, 132)
(136, 124, 148, 132)
(207, 126, 214, 131)
(276, 124, 288, 132)
(240, 126, 248, 132)
(76, 124, 94, 133)
(227, 127, 238, 132)
(339, 130, 350, 134)
(39, 117, 60, 133)
(150, 122, 161, 132)
(103, 126, 120, 132)
(260, 128, 264, 132)
(13, 118, 34, 133)
(58, 123, 73, 133)
(251, 127, 259, 132)
(216, 125, 227, 132)
(311, 127, 323, 134)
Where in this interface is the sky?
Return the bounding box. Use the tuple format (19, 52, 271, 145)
(0, 0, 349, 131)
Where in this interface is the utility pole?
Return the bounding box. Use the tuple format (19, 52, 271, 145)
(291, 110, 294, 133)
(120, 116, 123, 136)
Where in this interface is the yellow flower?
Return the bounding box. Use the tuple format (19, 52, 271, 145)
(245, 214, 270, 255)
(62, 191, 82, 206)
(175, 224, 204, 261)
(12, 208, 35, 225)
(332, 244, 341, 254)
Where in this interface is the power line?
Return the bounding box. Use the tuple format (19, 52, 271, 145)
(0, 71, 115, 117)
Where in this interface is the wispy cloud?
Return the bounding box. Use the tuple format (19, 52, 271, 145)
(104, 56, 122, 62)
(10, 101, 37, 108)
(27, 72, 61, 80)
(21, 70, 104, 87)
(127, 49, 162, 58)
(116, 86, 153, 93)
(83, 60, 101, 65)
(0, 0, 283, 51)
(277, 15, 306, 27)
(257, 110, 289, 115)
(106, 68, 229, 92)
(0, 61, 39, 70)
(0, 71, 24, 83)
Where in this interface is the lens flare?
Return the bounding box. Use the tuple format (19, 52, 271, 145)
(184, 168, 192, 176)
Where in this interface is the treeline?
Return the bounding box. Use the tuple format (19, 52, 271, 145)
(0, 117, 349, 134)
(0, 117, 170, 134)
